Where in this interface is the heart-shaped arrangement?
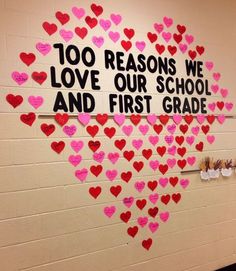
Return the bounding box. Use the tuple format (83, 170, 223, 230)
(5, 2, 233, 250)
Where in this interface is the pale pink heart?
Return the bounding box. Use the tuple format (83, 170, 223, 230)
(75, 168, 88, 182)
(173, 114, 182, 125)
(110, 13, 122, 25)
(159, 177, 168, 188)
(12, 71, 28, 85)
(72, 7, 85, 19)
(162, 31, 172, 43)
(122, 125, 133, 136)
(167, 124, 176, 134)
(160, 211, 170, 222)
(207, 135, 215, 144)
(68, 155, 82, 167)
(108, 31, 120, 43)
(168, 146, 176, 156)
(147, 114, 157, 125)
(187, 156, 196, 166)
(78, 113, 91, 126)
(106, 169, 118, 181)
(196, 114, 205, 124)
(59, 29, 74, 42)
(123, 197, 134, 208)
(180, 179, 190, 189)
(135, 41, 146, 52)
(132, 139, 143, 150)
(149, 193, 159, 204)
(220, 88, 228, 98)
(137, 216, 148, 227)
(205, 61, 214, 71)
(208, 103, 216, 112)
(92, 36, 104, 48)
(71, 140, 84, 152)
(163, 16, 173, 27)
(167, 158, 176, 168)
(217, 115, 225, 124)
(63, 125, 77, 137)
(28, 96, 44, 109)
(191, 126, 200, 136)
(185, 34, 194, 44)
(179, 43, 187, 53)
(139, 125, 149, 135)
(225, 103, 233, 111)
(154, 23, 164, 33)
(99, 19, 111, 31)
(213, 72, 221, 81)
(149, 222, 159, 233)
(107, 152, 119, 164)
(104, 206, 116, 218)
(114, 114, 125, 126)
(134, 181, 145, 192)
(93, 151, 105, 163)
(165, 135, 174, 145)
(148, 135, 159, 146)
(186, 136, 195, 146)
(36, 42, 51, 55)
(149, 160, 159, 171)
(211, 84, 219, 94)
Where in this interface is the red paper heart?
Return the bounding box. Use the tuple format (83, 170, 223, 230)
(91, 3, 103, 17)
(32, 71, 47, 85)
(85, 16, 98, 28)
(88, 140, 101, 152)
(201, 125, 210, 135)
(216, 101, 224, 111)
(161, 194, 170, 205)
(124, 28, 135, 39)
(175, 136, 184, 146)
(148, 207, 159, 218)
(177, 147, 186, 157)
(156, 146, 166, 157)
(188, 50, 197, 60)
(89, 186, 102, 199)
(155, 44, 165, 54)
(173, 33, 182, 44)
(123, 150, 134, 161)
(121, 171, 132, 182)
(41, 123, 55, 136)
(179, 124, 188, 134)
(172, 193, 181, 203)
(147, 32, 157, 43)
(20, 112, 36, 126)
(177, 159, 187, 169)
(55, 11, 70, 25)
(167, 45, 177, 56)
(42, 22, 57, 35)
(75, 27, 88, 39)
(184, 115, 193, 124)
(196, 45, 205, 55)
(6, 94, 23, 108)
(110, 185, 122, 197)
(51, 141, 65, 154)
(130, 114, 141, 125)
(96, 114, 108, 125)
(148, 180, 158, 191)
(136, 199, 147, 210)
(177, 24, 186, 34)
(86, 125, 99, 137)
(169, 177, 178, 187)
(104, 127, 116, 138)
(142, 238, 152, 250)
(121, 40, 132, 51)
(20, 52, 36, 66)
(153, 124, 163, 134)
(90, 165, 103, 177)
(114, 139, 126, 150)
(159, 164, 168, 175)
(142, 149, 152, 160)
(206, 115, 215, 124)
(159, 115, 169, 125)
(120, 211, 131, 223)
(133, 161, 144, 172)
(54, 113, 69, 126)
(195, 141, 204, 152)
(127, 226, 138, 238)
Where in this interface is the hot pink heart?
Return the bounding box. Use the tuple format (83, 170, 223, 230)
(132, 139, 143, 150)
(92, 36, 104, 48)
(99, 19, 111, 31)
(149, 193, 159, 204)
(71, 140, 84, 152)
(28, 96, 44, 109)
(108, 31, 120, 43)
(134, 181, 145, 192)
(104, 206, 116, 218)
(59, 29, 74, 42)
(159, 177, 168, 188)
(107, 152, 120, 164)
(114, 114, 125, 126)
(149, 160, 159, 171)
(123, 197, 134, 208)
(148, 135, 159, 146)
(72, 7, 85, 19)
(160, 211, 170, 222)
(75, 168, 88, 182)
(63, 125, 77, 137)
(93, 151, 105, 163)
(149, 222, 159, 233)
(68, 155, 82, 167)
(137, 216, 148, 227)
(106, 169, 118, 181)
(12, 71, 28, 85)
(110, 14, 122, 25)
(36, 42, 51, 55)
(78, 113, 91, 126)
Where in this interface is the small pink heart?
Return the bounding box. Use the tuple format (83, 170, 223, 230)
(191, 126, 200, 136)
(149, 222, 159, 233)
(108, 31, 120, 43)
(149, 193, 159, 204)
(217, 114, 225, 124)
(93, 151, 105, 163)
(208, 103, 216, 112)
(207, 135, 215, 144)
(36, 42, 51, 55)
(167, 124, 176, 134)
(211, 84, 219, 94)
(132, 139, 143, 150)
(154, 23, 164, 33)
(123, 197, 134, 208)
(179, 43, 188, 53)
(220, 88, 228, 98)
(165, 135, 174, 145)
(139, 125, 149, 135)
(12, 71, 28, 85)
(134, 181, 145, 192)
(72, 7, 85, 19)
(68, 155, 82, 167)
(106, 169, 118, 181)
(78, 113, 91, 126)
(114, 114, 125, 126)
(160, 212, 170, 222)
(63, 125, 77, 137)
(135, 41, 146, 52)
(185, 34, 194, 44)
(122, 125, 133, 136)
(205, 61, 214, 71)
(148, 135, 159, 146)
(162, 32, 172, 43)
(71, 140, 84, 152)
(137, 216, 148, 227)
(147, 114, 157, 125)
(28, 96, 44, 109)
(75, 168, 88, 182)
(173, 114, 182, 125)
(187, 156, 196, 166)
(196, 114, 205, 124)
(186, 136, 195, 146)
(59, 29, 74, 42)
(163, 16, 173, 27)
(168, 146, 176, 156)
(149, 160, 159, 171)
(110, 14, 122, 25)
(159, 177, 168, 188)
(92, 36, 104, 48)
(107, 152, 119, 164)
(225, 103, 233, 111)
(104, 206, 116, 218)
(180, 179, 189, 189)
(99, 19, 111, 31)
(167, 158, 176, 168)
(213, 72, 221, 81)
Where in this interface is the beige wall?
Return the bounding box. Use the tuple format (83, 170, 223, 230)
(0, 0, 236, 270)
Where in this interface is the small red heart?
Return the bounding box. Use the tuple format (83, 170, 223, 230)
(6, 94, 23, 108)
(121, 171, 132, 182)
(120, 211, 131, 223)
(148, 207, 159, 218)
(175, 136, 184, 146)
(155, 44, 165, 54)
(148, 180, 158, 191)
(104, 127, 116, 138)
(195, 141, 204, 152)
(41, 123, 55, 136)
(156, 146, 166, 157)
(85, 16, 98, 28)
(20, 52, 36, 66)
(42, 22, 57, 35)
(32, 71, 47, 85)
(136, 199, 147, 210)
(184, 115, 193, 124)
(216, 101, 224, 111)
(161, 194, 170, 205)
(177, 25, 186, 34)
(96, 114, 108, 125)
(167, 45, 177, 56)
(172, 193, 181, 203)
(142, 149, 152, 160)
(88, 140, 101, 152)
(130, 114, 141, 125)
(86, 125, 99, 137)
(51, 141, 65, 154)
(121, 40, 132, 51)
(123, 150, 134, 161)
(201, 125, 210, 135)
(110, 185, 122, 197)
(124, 28, 135, 39)
(173, 33, 182, 44)
(188, 50, 197, 60)
(169, 177, 178, 187)
(142, 238, 152, 250)
(91, 3, 103, 16)
(159, 115, 169, 125)
(153, 124, 163, 134)
(177, 147, 186, 157)
(133, 161, 144, 172)
(90, 165, 103, 177)
(55, 11, 70, 25)
(89, 186, 102, 199)
(196, 45, 205, 55)
(75, 27, 88, 39)
(127, 226, 138, 238)
(179, 124, 188, 134)
(54, 113, 69, 126)
(159, 164, 168, 175)
(177, 159, 187, 169)
(20, 112, 36, 126)
(147, 32, 157, 43)
(206, 115, 215, 124)
(114, 139, 126, 150)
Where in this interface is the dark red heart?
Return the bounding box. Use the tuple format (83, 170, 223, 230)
(136, 199, 147, 210)
(55, 11, 70, 25)
(88, 140, 101, 152)
(91, 3, 103, 16)
(124, 28, 135, 39)
(177, 159, 187, 169)
(159, 164, 168, 175)
(20, 52, 36, 66)
(114, 139, 126, 150)
(195, 141, 204, 152)
(130, 114, 141, 125)
(51, 141, 65, 154)
(148, 207, 159, 218)
(121, 40, 132, 51)
(172, 193, 181, 203)
(75, 27, 88, 39)
(20, 112, 36, 126)
(110, 185, 122, 197)
(104, 127, 116, 138)
(147, 32, 157, 43)
(40, 123, 55, 136)
(127, 226, 138, 238)
(161, 194, 170, 205)
(175, 136, 184, 146)
(155, 44, 165, 54)
(159, 115, 169, 125)
(120, 211, 131, 223)
(121, 171, 132, 182)
(85, 16, 98, 28)
(167, 45, 177, 56)
(42, 22, 57, 35)
(90, 165, 103, 177)
(133, 161, 144, 172)
(142, 149, 152, 160)
(173, 33, 182, 44)
(179, 124, 188, 134)
(153, 124, 163, 134)
(54, 113, 69, 126)
(86, 125, 99, 137)
(6, 94, 23, 108)
(169, 177, 178, 187)
(188, 50, 197, 60)
(148, 180, 158, 191)
(196, 45, 205, 55)
(123, 150, 134, 161)
(156, 146, 166, 157)
(142, 238, 152, 250)
(89, 186, 102, 199)
(32, 71, 47, 85)
(177, 24, 186, 34)
(96, 114, 108, 126)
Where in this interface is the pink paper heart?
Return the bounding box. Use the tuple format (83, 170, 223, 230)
(185, 34, 194, 44)
(149, 160, 159, 171)
(78, 113, 91, 126)
(163, 16, 173, 27)
(99, 19, 111, 31)
(137, 216, 148, 227)
(135, 41, 146, 52)
(211, 84, 219, 94)
(122, 125, 133, 136)
(72, 7, 85, 19)
(165, 135, 174, 145)
(180, 179, 189, 189)
(208, 103, 216, 112)
(191, 126, 200, 136)
(132, 139, 143, 150)
(213, 72, 221, 81)
(92, 36, 104, 48)
(114, 114, 125, 126)
(59, 29, 74, 42)
(68, 155, 82, 167)
(220, 88, 228, 98)
(107, 152, 119, 164)
(123, 197, 134, 208)
(217, 114, 225, 124)
(159, 177, 168, 188)
(108, 31, 120, 43)
(71, 140, 84, 152)
(28, 96, 44, 109)
(186, 136, 195, 146)
(75, 168, 88, 182)
(149, 193, 159, 204)
(63, 125, 77, 137)
(167, 124, 176, 134)
(187, 156, 196, 166)
(134, 181, 145, 192)
(148, 135, 159, 146)
(179, 43, 187, 53)
(168, 146, 176, 156)
(104, 206, 116, 218)
(139, 125, 149, 135)
(205, 61, 214, 71)
(167, 158, 176, 168)
(110, 14, 122, 25)
(106, 169, 118, 181)
(154, 23, 164, 33)
(160, 212, 170, 222)
(36, 42, 51, 55)
(12, 71, 28, 85)
(149, 222, 159, 233)
(162, 31, 172, 43)
(147, 114, 157, 125)
(225, 103, 233, 111)
(93, 151, 105, 163)
(173, 114, 182, 124)
(196, 114, 205, 124)
(207, 135, 215, 144)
